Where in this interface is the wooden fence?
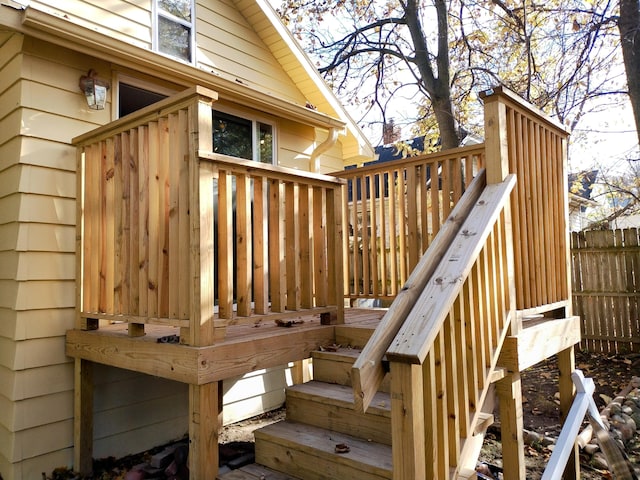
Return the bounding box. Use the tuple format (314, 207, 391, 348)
(571, 228, 640, 353)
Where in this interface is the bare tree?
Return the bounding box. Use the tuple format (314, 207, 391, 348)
(280, 0, 462, 148)
(619, 0, 640, 146)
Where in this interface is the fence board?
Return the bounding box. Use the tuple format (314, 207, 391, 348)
(571, 228, 640, 353)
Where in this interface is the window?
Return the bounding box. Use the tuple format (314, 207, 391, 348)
(118, 83, 168, 117)
(213, 110, 274, 164)
(153, 0, 195, 63)
(116, 74, 177, 118)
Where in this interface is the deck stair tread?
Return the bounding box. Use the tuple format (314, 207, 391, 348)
(474, 412, 494, 435)
(334, 321, 379, 348)
(287, 381, 392, 444)
(312, 346, 362, 361)
(311, 347, 391, 392)
(254, 420, 393, 480)
(456, 467, 480, 479)
(218, 463, 303, 479)
(288, 381, 390, 414)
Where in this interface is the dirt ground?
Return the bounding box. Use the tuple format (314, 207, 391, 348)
(479, 349, 640, 479)
(46, 350, 639, 480)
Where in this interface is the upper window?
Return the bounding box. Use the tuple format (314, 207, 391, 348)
(213, 110, 274, 164)
(153, 0, 195, 63)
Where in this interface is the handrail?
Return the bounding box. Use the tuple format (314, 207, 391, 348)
(387, 174, 516, 363)
(351, 169, 487, 413)
(385, 174, 516, 478)
(72, 86, 218, 146)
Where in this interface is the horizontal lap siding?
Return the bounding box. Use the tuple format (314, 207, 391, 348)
(29, 0, 151, 48)
(0, 36, 84, 480)
(197, 0, 306, 104)
(0, 36, 186, 480)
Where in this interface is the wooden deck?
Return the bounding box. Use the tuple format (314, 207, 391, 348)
(65, 308, 387, 385)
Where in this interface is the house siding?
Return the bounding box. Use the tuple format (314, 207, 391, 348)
(28, 0, 308, 106)
(0, 3, 340, 472)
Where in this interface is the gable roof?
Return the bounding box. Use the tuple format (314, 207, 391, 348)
(234, 0, 373, 162)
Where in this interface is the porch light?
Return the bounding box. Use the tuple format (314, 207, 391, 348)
(79, 69, 110, 110)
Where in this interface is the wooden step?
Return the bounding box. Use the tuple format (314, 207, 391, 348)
(254, 420, 392, 480)
(474, 412, 494, 435)
(334, 322, 378, 348)
(312, 347, 390, 392)
(286, 381, 391, 445)
(218, 463, 302, 479)
(312, 347, 361, 386)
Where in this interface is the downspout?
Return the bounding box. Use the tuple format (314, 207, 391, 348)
(310, 127, 340, 173)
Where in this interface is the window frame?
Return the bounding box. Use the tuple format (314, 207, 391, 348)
(212, 106, 278, 165)
(152, 0, 196, 64)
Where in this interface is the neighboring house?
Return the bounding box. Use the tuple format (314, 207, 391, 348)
(568, 170, 598, 231)
(0, 1, 373, 478)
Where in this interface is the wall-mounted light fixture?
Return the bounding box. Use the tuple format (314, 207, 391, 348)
(79, 69, 110, 110)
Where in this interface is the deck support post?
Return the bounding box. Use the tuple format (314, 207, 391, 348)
(189, 381, 222, 479)
(496, 372, 526, 480)
(558, 346, 579, 480)
(73, 358, 94, 475)
(390, 362, 426, 480)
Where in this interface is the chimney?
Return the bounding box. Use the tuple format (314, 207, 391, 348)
(383, 119, 400, 144)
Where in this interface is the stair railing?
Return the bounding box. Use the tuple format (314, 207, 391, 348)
(351, 169, 487, 413)
(385, 174, 516, 479)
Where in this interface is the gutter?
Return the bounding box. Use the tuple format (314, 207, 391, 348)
(310, 127, 341, 173)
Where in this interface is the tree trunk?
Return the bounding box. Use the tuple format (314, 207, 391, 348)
(619, 0, 640, 147)
(432, 96, 460, 150)
(404, 0, 461, 150)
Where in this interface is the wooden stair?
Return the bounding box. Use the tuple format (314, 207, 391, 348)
(220, 323, 499, 479)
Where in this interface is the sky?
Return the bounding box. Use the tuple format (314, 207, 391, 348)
(267, 0, 639, 176)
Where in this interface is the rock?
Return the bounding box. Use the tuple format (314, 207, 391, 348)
(124, 469, 146, 480)
(523, 429, 544, 445)
(227, 452, 255, 469)
(591, 451, 609, 470)
(149, 446, 178, 469)
(583, 443, 600, 455)
(610, 413, 636, 442)
(609, 402, 622, 416)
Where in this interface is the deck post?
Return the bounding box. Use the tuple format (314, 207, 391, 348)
(323, 185, 345, 324)
(496, 372, 526, 480)
(558, 346, 579, 480)
(73, 358, 94, 475)
(189, 382, 223, 479)
(482, 91, 510, 184)
(390, 362, 426, 480)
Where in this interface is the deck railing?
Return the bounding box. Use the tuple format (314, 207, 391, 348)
(334, 145, 484, 301)
(338, 88, 570, 315)
(385, 174, 516, 478)
(74, 86, 345, 346)
(481, 87, 571, 312)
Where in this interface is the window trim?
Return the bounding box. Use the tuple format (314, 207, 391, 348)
(212, 106, 278, 165)
(152, 0, 196, 64)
